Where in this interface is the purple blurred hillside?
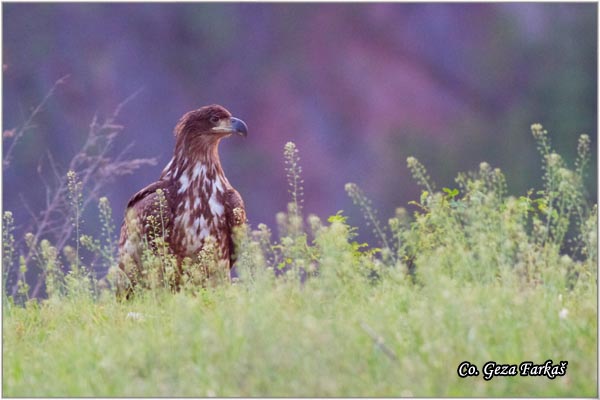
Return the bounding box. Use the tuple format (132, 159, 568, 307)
(3, 3, 597, 253)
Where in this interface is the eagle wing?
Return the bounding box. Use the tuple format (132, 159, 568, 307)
(125, 179, 171, 210)
(117, 179, 174, 296)
(119, 179, 175, 248)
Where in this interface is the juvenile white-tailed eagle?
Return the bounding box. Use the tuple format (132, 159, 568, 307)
(117, 105, 247, 297)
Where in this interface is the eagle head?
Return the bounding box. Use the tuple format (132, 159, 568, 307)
(175, 104, 248, 139)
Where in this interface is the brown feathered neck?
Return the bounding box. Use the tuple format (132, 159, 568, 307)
(160, 104, 239, 190)
(160, 132, 229, 186)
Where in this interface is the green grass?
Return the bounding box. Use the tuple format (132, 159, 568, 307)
(2, 126, 597, 397)
(2, 270, 596, 397)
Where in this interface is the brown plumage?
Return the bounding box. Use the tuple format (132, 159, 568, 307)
(117, 105, 247, 297)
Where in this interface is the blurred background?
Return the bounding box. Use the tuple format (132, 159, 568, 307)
(3, 3, 597, 255)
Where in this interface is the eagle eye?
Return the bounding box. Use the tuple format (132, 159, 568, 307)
(210, 116, 220, 124)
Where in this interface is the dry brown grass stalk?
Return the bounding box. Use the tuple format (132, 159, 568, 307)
(4, 80, 156, 298)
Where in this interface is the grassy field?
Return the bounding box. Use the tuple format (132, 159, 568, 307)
(2, 126, 597, 397)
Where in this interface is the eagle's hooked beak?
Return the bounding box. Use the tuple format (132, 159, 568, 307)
(212, 117, 248, 137)
(230, 117, 248, 138)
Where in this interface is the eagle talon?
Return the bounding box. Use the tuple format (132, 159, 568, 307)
(233, 207, 246, 225)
